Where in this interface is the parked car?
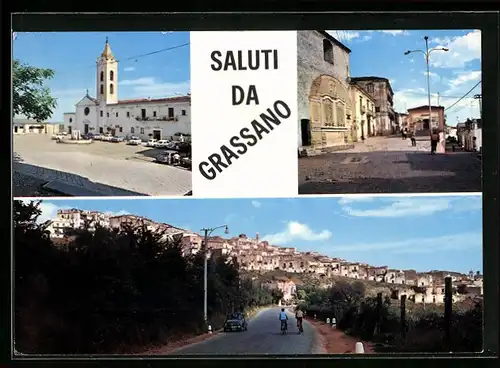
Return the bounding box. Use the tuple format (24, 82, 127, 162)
(155, 139, 170, 148)
(146, 139, 158, 147)
(111, 136, 124, 143)
(52, 133, 66, 140)
(93, 134, 103, 141)
(155, 150, 179, 165)
(127, 136, 142, 145)
(223, 312, 248, 332)
(102, 134, 114, 142)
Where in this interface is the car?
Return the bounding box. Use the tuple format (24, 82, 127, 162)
(102, 134, 114, 142)
(154, 150, 179, 165)
(155, 139, 170, 148)
(146, 139, 158, 147)
(111, 136, 124, 143)
(93, 134, 103, 141)
(223, 312, 248, 332)
(52, 133, 66, 140)
(127, 136, 142, 145)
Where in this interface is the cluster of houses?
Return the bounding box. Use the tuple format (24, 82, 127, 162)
(43, 208, 483, 305)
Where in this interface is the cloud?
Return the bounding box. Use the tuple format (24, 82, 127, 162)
(105, 210, 130, 217)
(340, 196, 481, 218)
(251, 200, 262, 208)
(338, 196, 375, 206)
(326, 31, 372, 44)
(262, 221, 332, 244)
(120, 77, 190, 98)
(332, 232, 481, 254)
(446, 70, 481, 94)
(36, 202, 61, 223)
(380, 30, 409, 36)
(224, 213, 236, 224)
(428, 30, 481, 69)
(123, 66, 135, 72)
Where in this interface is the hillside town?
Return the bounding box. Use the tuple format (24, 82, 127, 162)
(43, 208, 484, 305)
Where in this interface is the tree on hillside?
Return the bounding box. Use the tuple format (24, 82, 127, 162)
(13, 59, 57, 122)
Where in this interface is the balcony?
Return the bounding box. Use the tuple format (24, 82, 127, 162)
(135, 115, 178, 122)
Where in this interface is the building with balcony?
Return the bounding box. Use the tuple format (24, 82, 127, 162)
(64, 38, 191, 142)
(349, 83, 377, 141)
(350, 77, 395, 136)
(297, 30, 354, 154)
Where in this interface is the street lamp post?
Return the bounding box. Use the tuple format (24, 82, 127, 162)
(404, 36, 449, 146)
(200, 224, 229, 331)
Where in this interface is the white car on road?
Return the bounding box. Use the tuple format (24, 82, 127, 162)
(155, 140, 170, 148)
(127, 136, 142, 145)
(102, 134, 114, 142)
(146, 139, 158, 147)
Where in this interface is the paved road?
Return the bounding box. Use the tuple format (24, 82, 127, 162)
(173, 308, 319, 355)
(299, 137, 481, 194)
(13, 135, 192, 197)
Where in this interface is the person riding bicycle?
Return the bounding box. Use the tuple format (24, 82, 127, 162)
(295, 307, 304, 331)
(279, 308, 288, 330)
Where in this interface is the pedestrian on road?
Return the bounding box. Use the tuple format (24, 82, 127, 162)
(430, 129, 439, 154)
(295, 308, 304, 333)
(409, 131, 416, 147)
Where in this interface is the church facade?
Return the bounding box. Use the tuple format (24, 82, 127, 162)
(64, 39, 191, 142)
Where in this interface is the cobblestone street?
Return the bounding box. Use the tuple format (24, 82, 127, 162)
(13, 135, 192, 197)
(298, 136, 481, 194)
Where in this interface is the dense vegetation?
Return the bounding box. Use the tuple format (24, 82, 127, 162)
(296, 280, 482, 352)
(14, 200, 280, 354)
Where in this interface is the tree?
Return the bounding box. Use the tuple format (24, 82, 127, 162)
(13, 59, 57, 122)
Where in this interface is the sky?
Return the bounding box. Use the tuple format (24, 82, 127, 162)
(31, 195, 483, 274)
(13, 32, 191, 122)
(13, 30, 480, 125)
(330, 29, 481, 126)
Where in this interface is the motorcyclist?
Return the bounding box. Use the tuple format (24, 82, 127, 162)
(295, 307, 304, 331)
(279, 308, 288, 330)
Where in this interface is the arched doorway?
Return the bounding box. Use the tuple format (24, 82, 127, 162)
(307, 75, 352, 149)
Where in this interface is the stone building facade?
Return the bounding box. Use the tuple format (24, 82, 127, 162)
(350, 77, 395, 135)
(407, 105, 445, 135)
(297, 30, 354, 154)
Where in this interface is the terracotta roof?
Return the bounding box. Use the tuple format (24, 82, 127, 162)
(407, 105, 444, 111)
(116, 96, 190, 105)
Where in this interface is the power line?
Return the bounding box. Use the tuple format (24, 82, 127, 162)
(444, 80, 482, 111)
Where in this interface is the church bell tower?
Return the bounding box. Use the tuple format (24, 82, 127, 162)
(96, 37, 118, 105)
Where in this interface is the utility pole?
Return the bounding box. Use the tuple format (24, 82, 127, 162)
(200, 224, 229, 331)
(474, 94, 482, 120)
(437, 92, 440, 106)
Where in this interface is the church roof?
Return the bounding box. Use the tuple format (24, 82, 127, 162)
(100, 37, 115, 60)
(116, 95, 190, 105)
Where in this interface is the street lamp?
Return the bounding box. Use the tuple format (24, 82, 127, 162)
(404, 36, 449, 142)
(200, 224, 229, 331)
(474, 94, 482, 120)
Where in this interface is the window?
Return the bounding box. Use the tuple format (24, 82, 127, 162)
(99, 127, 103, 133)
(100, 71, 104, 82)
(131, 127, 135, 134)
(110, 70, 114, 81)
(181, 109, 186, 116)
(367, 83, 374, 93)
(100, 111, 103, 117)
(140, 128, 144, 134)
(127, 112, 130, 117)
(119, 127, 123, 133)
(153, 111, 157, 117)
(359, 96, 363, 109)
(100, 84, 104, 94)
(141, 109, 146, 119)
(323, 39, 334, 64)
(375, 107, 380, 113)
(107, 113, 109, 117)
(69, 118, 72, 123)
(84, 107, 90, 116)
(115, 112, 118, 117)
(168, 107, 174, 118)
(110, 83, 114, 94)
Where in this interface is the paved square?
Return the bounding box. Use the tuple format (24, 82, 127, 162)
(298, 136, 482, 194)
(13, 135, 192, 196)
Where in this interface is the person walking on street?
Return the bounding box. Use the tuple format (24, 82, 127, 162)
(430, 129, 439, 154)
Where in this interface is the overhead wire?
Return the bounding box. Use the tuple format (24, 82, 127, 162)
(444, 80, 481, 111)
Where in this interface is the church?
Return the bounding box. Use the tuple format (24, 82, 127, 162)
(64, 38, 191, 142)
